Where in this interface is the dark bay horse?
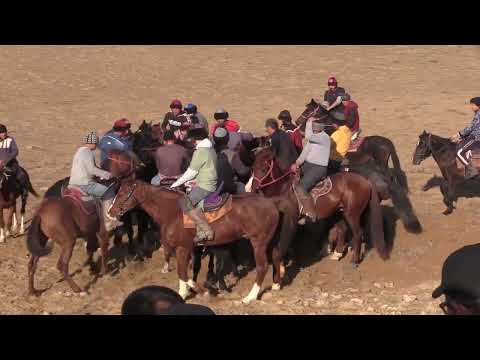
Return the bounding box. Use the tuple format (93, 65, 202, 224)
(108, 175, 283, 304)
(251, 148, 389, 265)
(296, 98, 409, 193)
(0, 167, 38, 242)
(413, 130, 472, 215)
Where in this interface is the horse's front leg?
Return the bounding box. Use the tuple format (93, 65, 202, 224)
(441, 180, 456, 215)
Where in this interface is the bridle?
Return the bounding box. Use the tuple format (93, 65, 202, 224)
(299, 104, 321, 120)
(414, 133, 432, 163)
(111, 182, 140, 218)
(253, 159, 294, 189)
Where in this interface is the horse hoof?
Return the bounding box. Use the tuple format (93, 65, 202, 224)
(242, 297, 255, 305)
(78, 291, 88, 297)
(330, 251, 343, 261)
(272, 283, 281, 291)
(352, 263, 359, 269)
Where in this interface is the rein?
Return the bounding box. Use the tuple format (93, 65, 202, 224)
(253, 160, 293, 189)
(300, 105, 321, 120)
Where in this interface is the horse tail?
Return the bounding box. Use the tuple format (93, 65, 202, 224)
(22, 168, 39, 197)
(26, 215, 51, 257)
(388, 178, 423, 234)
(368, 186, 389, 260)
(388, 144, 409, 194)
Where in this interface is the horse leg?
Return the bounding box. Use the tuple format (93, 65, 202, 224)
(0, 209, 5, 243)
(344, 213, 363, 267)
(176, 246, 193, 300)
(96, 228, 109, 276)
(20, 192, 27, 234)
(161, 242, 173, 273)
(3, 206, 14, 239)
(11, 209, 17, 234)
(441, 180, 455, 215)
(56, 240, 83, 293)
(330, 221, 348, 261)
(192, 246, 203, 283)
(27, 255, 41, 296)
(242, 244, 268, 304)
(271, 246, 282, 291)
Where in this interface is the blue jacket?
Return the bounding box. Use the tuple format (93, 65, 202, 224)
(460, 111, 480, 142)
(98, 131, 133, 165)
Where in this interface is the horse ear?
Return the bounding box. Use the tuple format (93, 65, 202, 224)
(310, 98, 316, 105)
(422, 130, 427, 135)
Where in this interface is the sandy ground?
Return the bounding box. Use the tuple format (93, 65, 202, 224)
(1, 45, 480, 314)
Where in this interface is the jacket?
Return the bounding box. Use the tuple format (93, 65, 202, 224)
(69, 146, 112, 186)
(270, 129, 299, 171)
(344, 100, 360, 132)
(0, 136, 19, 164)
(460, 111, 480, 142)
(296, 120, 331, 167)
(330, 126, 352, 161)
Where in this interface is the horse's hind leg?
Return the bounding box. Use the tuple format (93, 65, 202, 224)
(271, 246, 282, 291)
(27, 255, 40, 296)
(343, 213, 363, 267)
(4, 206, 15, 238)
(242, 243, 268, 304)
(56, 239, 83, 293)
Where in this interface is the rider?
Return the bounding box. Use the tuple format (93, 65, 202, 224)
(291, 118, 331, 221)
(213, 127, 250, 194)
(342, 93, 361, 141)
(329, 122, 352, 171)
(68, 132, 122, 231)
(451, 97, 480, 179)
(184, 103, 209, 133)
(151, 130, 190, 186)
(211, 108, 240, 135)
(265, 118, 298, 172)
(161, 99, 188, 131)
(0, 124, 29, 191)
(171, 127, 217, 244)
(211, 108, 253, 154)
(98, 118, 133, 168)
(322, 76, 348, 125)
(278, 110, 297, 131)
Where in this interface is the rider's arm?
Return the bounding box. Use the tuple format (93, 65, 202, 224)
(82, 149, 111, 180)
(296, 142, 311, 166)
(171, 151, 201, 187)
(304, 118, 313, 140)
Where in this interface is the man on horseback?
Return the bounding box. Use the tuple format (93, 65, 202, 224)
(98, 118, 133, 168)
(171, 127, 217, 244)
(151, 130, 190, 186)
(322, 76, 347, 124)
(68, 132, 122, 231)
(451, 97, 480, 179)
(184, 103, 209, 133)
(213, 127, 250, 194)
(0, 124, 30, 192)
(211, 108, 240, 135)
(161, 99, 189, 131)
(290, 117, 331, 220)
(265, 118, 298, 172)
(343, 93, 361, 141)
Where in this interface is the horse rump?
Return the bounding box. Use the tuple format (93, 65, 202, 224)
(26, 215, 51, 257)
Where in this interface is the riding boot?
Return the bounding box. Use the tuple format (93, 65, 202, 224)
(186, 207, 214, 244)
(294, 185, 318, 222)
(101, 198, 124, 232)
(465, 161, 479, 179)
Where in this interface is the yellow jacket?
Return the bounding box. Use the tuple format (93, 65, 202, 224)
(330, 126, 352, 161)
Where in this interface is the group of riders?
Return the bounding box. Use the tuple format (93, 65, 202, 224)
(3, 77, 480, 246)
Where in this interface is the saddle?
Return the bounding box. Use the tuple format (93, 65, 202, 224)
(455, 148, 480, 177)
(311, 177, 333, 203)
(347, 137, 365, 152)
(183, 182, 233, 228)
(62, 186, 98, 216)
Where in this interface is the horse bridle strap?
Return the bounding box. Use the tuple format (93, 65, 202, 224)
(300, 105, 321, 120)
(253, 160, 293, 189)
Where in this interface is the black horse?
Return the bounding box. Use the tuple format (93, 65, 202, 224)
(296, 99, 409, 193)
(412, 130, 480, 215)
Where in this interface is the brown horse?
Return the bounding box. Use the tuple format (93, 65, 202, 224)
(251, 148, 389, 265)
(0, 167, 38, 242)
(296, 98, 409, 193)
(108, 174, 282, 304)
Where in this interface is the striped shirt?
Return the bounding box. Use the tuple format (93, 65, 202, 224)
(0, 137, 18, 164)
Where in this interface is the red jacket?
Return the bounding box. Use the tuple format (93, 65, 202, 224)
(288, 128, 303, 155)
(344, 100, 360, 133)
(211, 119, 240, 135)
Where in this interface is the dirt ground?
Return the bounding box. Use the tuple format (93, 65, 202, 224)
(1, 45, 480, 315)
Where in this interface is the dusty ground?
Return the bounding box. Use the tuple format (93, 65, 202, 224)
(1, 45, 480, 315)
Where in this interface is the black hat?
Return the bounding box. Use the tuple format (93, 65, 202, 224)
(164, 303, 216, 315)
(121, 285, 184, 315)
(0, 124, 7, 134)
(470, 97, 480, 107)
(187, 127, 209, 141)
(278, 110, 292, 123)
(214, 108, 229, 120)
(432, 244, 480, 300)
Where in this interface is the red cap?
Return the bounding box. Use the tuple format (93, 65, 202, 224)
(328, 76, 338, 86)
(113, 118, 131, 131)
(170, 99, 183, 109)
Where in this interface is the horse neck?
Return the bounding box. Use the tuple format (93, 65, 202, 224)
(135, 182, 181, 223)
(429, 135, 457, 165)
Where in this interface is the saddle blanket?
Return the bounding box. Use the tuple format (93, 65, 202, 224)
(311, 177, 333, 202)
(347, 137, 365, 152)
(183, 196, 233, 229)
(62, 186, 97, 216)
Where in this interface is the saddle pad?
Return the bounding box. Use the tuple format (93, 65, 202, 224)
(183, 196, 233, 229)
(204, 192, 230, 212)
(62, 186, 97, 216)
(347, 137, 365, 152)
(311, 177, 333, 203)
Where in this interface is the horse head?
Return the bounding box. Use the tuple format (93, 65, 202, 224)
(108, 177, 140, 219)
(412, 130, 432, 165)
(107, 149, 143, 179)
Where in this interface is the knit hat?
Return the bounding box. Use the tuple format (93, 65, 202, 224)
(170, 99, 183, 109)
(85, 132, 99, 144)
(214, 108, 229, 120)
(312, 122, 325, 132)
(0, 124, 7, 134)
(470, 97, 480, 107)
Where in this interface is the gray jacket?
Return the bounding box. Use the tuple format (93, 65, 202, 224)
(296, 120, 331, 167)
(69, 146, 112, 186)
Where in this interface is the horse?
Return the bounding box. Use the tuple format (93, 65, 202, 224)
(296, 98, 409, 193)
(26, 183, 112, 296)
(413, 130, 475, 215)
(107, 161, 284, 304)
(251, 147, 389, 265)
(0, 166, 38, 242)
